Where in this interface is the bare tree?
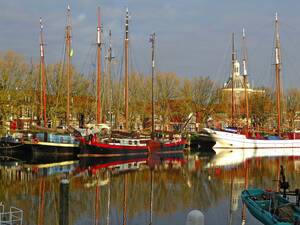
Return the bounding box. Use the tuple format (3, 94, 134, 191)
(286, 88, 300, 129)
(156, 72, 180, 131)
(190, 77, 221, 127)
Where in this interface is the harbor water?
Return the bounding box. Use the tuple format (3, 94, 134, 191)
(1, 148, 300, 225)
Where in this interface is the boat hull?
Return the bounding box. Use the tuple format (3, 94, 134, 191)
(190, 133, 216, 151)
(0, 142, 26, 156)
(79, 142, 149, 157)
(24, 141, 79, 157)
(79, 140, 186, 158)
(204, 129, 300, 154)
(242, 188, 298, 225)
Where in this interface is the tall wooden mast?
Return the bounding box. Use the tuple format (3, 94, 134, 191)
(96, 6, 102, 125)
(231, 33, 236, 127)
(150, 33, 156, 136)
(107, 30, 114, 130)
(124, 8, 129, 130)
(242, 28, 250, 133)
(39, 18, 47, 127)
(275, 12, 282, 136)
(66, 5, 72, 126)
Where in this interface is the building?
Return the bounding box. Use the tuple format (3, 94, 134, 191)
(222, 54, 264, 104)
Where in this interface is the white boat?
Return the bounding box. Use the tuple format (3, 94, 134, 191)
(207, 14, 300, 154)
(205, 128, 300, 154)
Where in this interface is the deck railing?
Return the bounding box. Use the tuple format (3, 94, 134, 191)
(0, 203, 23, 225)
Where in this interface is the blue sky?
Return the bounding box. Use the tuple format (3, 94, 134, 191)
(0, 0, 300, 88)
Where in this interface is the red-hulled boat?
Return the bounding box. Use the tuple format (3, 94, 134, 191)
(78, 136, 186, 158)
(78, 12, 186, 158)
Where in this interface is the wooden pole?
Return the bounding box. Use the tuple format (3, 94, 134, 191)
(242, 28, 249, 134)
(124, 8, 129, 130)
(96, 7, 102, 125)
(59, 179, 69, 225)
(150, 33, 156, 137)
(231, 33, 235, 127)
(66, 5, 72, 126)
(275, 13, 281, 137)
(39, 18, 47, 127)
(108, 30, 114, 132)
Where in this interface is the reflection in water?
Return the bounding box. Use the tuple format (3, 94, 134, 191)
(149, 169, 154, 225)
(2, 150, 300, 224)
(241, 161, 249, 225)
(106, 170, 111, 225)
(37, 177, 45, 225)
(123, 172, 128, 225)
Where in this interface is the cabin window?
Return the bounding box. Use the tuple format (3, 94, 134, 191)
(128, 140, 132, 145)
(134, 141, 138, 145)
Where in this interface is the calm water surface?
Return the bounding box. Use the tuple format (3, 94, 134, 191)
(2, 149, 300, 225)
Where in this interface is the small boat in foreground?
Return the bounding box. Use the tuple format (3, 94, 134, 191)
(241, 188, 300, 225)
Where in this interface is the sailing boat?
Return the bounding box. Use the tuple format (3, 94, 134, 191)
(79, 10, 185, 158)
(79, 8, 151, 157)
(205, 13, 300, 153)
(23, 7, 80, 157)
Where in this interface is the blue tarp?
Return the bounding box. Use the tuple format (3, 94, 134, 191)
(36, 133, 79, 144)
(266, 135, 281, 140)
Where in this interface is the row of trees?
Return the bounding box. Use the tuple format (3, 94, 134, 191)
(1, 50, 300, 131)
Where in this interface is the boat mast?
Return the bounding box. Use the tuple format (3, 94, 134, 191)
(39, 18, 47, 127)
(124, 8, 129, 130)
(231, 33, 236, 127)
(96, 6, 102, 125)
(275, 13, 282, 136)
(150, 33, 156, 136)
(107, 30, 114, 131)
(66, 5, 72, 126)
(242, 28, 250, 133)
